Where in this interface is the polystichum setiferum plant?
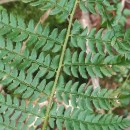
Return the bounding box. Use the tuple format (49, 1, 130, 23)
(0, 0, 130, 130)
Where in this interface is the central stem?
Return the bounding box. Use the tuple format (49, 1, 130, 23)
(42, 0, 79, 130)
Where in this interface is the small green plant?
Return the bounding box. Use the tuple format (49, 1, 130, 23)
(0, 0, 130, 130)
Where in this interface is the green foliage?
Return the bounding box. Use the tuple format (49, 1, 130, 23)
(0, 93, 44, 130)
(0, 0, 130, 130)
(2, 2, 43, 23)
(21, 0, 75, 21)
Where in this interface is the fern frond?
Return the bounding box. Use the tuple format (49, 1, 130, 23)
(21, 0, 75, 20)
(0, 59, 56, 101)
(71, 21, 130, 58)
(0, 36, 59, 70)
(0, 93, 45, 130)
(76, 0, 130, 59)
(56, 80, 119, 111)
(0, 11, 66, 53)
(80, 0, 126, 27)
(63, 48, 129, 78)
(80, 0, 118, 25)
(48, 103, 130, 130)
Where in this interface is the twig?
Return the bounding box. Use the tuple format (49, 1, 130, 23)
(121, 0, 126, 12)
(34, 9, 51, 32)
(79, 11, 100, 89)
